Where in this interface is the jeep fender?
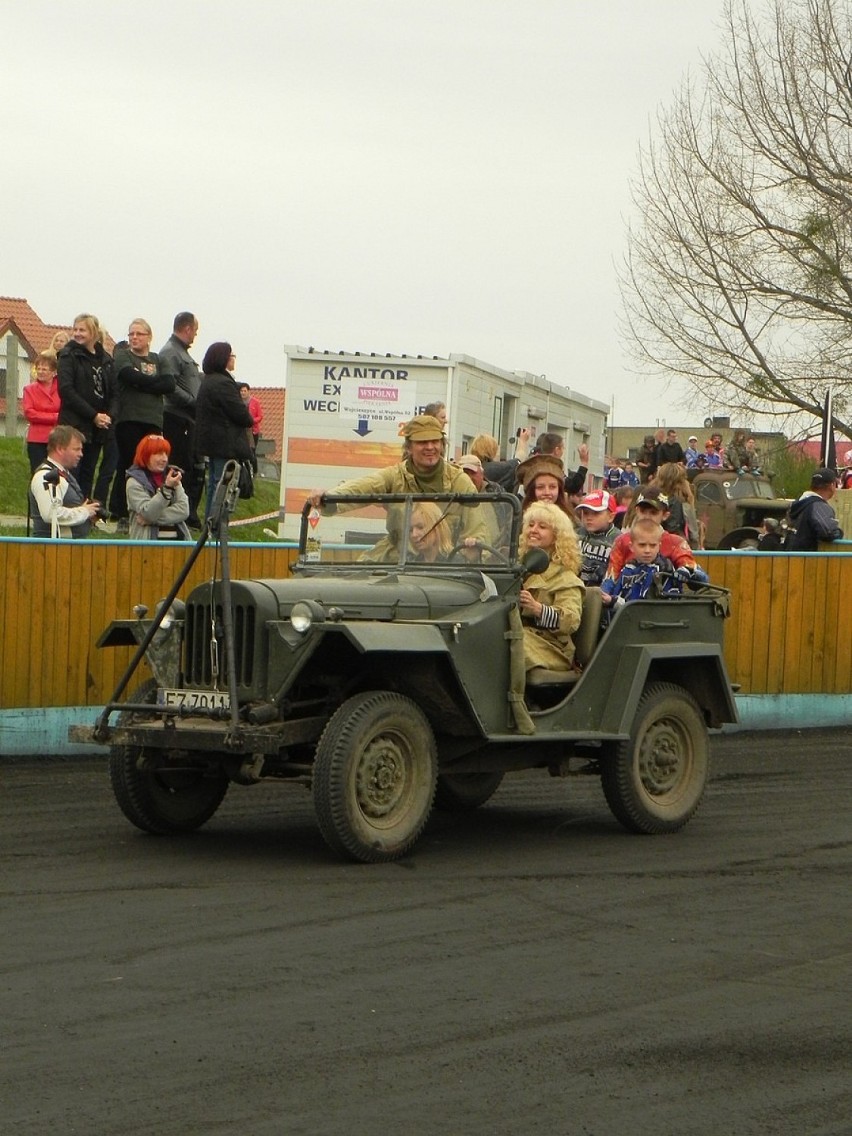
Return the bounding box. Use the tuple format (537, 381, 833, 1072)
(95, 619, 181, 689)
(600, 644, 738, 733)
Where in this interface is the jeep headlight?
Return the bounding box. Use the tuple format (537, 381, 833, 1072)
(290, 600, 326, 634)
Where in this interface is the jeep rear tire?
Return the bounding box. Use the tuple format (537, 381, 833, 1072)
(434, 771, 504, 811)
(601, 682, 708, 834)
(312, 691, 437, 863)
(109, 679, 229, 834)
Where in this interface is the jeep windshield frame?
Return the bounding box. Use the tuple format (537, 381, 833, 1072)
(723, 475, 778, 501)
(296, 491, 523, 572)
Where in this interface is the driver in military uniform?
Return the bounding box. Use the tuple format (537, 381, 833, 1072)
(308, 414, 486, 561)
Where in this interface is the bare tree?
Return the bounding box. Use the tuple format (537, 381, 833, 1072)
(620, 0, 852, 442)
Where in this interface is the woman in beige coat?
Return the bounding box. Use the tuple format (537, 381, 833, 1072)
(518, 502, 585, 674)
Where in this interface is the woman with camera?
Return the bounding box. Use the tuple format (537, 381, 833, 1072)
(125, 434, 191, 541)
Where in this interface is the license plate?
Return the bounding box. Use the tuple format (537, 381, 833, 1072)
(158, 688, 231, 711)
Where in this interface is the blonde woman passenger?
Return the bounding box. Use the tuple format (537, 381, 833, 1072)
(518, 502, 585, 675)
(407, 500, 454, 563)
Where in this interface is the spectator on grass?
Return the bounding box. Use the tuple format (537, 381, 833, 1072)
(23, 351, 61, 471)
(196, 342, 254, 520)
(605, 461, 625, 491)
(28, 425, 101, 539)
(160, 311, 203, 528)
(757, 517, 785, 551)
(109, 319, 175, 528)
(125, 433, 191, 541)
(56, 313, 117, 499)
(237, 382, 264, 474)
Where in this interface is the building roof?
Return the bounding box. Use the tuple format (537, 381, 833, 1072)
(0, 296, 115, 356)
(0, 297, 69, 358)
(253, 387, 285, 459)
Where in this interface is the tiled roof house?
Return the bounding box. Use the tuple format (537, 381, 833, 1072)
(253, 387, 285, 461)
(0, 298, 108, 433)
(1, 295, 287, 457)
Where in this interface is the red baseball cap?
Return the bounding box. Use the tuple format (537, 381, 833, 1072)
(577, 489, 614, 513)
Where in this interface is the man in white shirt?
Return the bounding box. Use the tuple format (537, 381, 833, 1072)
(28, 425, 102, 539)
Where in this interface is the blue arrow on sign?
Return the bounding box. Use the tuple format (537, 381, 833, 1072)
(354, 419, 372, 437)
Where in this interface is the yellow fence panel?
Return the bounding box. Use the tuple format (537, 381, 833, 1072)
(2, 540, 851, 708)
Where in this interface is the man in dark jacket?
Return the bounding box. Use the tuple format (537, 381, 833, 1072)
(160, 312, 203, 526)
(534, 433, 589, 496)
(786, 468, 844, 551)
(655, 429, 685, 467)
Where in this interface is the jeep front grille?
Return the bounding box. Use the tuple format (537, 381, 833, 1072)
(184, 601, 256, 688)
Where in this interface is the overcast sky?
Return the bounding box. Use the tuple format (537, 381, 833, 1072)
(4, 0, 725, 427)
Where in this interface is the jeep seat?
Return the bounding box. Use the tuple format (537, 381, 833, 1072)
(526, 587, 603, 688)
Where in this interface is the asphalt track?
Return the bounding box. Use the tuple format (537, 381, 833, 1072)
(2, 729, 849, 1136)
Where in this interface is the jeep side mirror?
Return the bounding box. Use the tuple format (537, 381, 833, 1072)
(521, 548, 550, 578)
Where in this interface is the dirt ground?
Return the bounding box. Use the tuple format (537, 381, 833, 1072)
(2, 728, 849, 1136)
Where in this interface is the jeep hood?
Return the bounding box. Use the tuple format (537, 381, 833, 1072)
(202, 571, 491, 623)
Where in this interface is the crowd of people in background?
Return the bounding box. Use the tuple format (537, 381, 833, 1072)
(21, 361, 848, 683)
(610, 427, 764, 490)
(23, 311, 264, 540)
(22, 334, 846, 566)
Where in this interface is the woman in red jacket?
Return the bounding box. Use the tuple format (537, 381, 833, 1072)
(23, 351, 61, 471)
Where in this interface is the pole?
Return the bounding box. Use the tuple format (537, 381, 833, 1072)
(5, 335, 20, 439)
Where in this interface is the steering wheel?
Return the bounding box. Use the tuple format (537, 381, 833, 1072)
(447, 541, 511, 566)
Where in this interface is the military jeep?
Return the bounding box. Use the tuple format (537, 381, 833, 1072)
(72, 485, 738, 863)
(689, 467, 791, 549)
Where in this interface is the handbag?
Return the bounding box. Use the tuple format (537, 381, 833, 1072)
(238, 460, 254, 499)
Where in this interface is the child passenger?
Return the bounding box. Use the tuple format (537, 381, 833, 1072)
(601, 516, 701, 610)
(574, 489, 618, 586)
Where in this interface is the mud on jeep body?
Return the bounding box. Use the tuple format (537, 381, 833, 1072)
(72, 486, 738, 862)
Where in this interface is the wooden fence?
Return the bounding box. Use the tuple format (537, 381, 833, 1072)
(1, 537, 851, 709)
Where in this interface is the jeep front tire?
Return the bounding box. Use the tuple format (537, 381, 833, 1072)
(312, 691, 438, 863)
(109, 679, 229, 834)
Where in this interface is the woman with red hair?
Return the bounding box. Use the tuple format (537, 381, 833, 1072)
(125, 433, 191, 540)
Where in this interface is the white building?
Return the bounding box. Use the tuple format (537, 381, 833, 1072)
(280, 345, 608, 539)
